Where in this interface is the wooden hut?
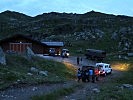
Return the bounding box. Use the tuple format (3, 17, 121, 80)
(0, 34, 47, 54)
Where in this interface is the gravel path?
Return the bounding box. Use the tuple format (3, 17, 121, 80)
(60, 82, 99, 100)
(0, 81, 77, 100)
(39, 55, 97, 68)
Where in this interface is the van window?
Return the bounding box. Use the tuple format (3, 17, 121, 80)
(97, 65, 102, 68)
(105, 65, 108, 68)
(66, 51, 69, 53)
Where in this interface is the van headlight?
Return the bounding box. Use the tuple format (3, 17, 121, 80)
(67, 53, 69, 56)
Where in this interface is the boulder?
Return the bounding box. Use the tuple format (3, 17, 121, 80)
(118, 84, 133, 90)
(30, 67, 39, 74)
(92, 88, 100, 93)
(32, 87, 38, 91)
(0, 47, 6, 65)
(27, 73, 33, 76)
(118, 55, 122, 59)
(39, 71, 48, 76)
(111, 32, 118, 39)
(122, 84, 133, 88)
(24, 47, 35, 59)
(123, 56, 129, 60)
(127, 53, 133, 57)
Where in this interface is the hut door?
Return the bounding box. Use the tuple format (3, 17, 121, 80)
(10, 43, 32, 53)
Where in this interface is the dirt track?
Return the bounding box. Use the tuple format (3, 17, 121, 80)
(0, 56, 123, 100)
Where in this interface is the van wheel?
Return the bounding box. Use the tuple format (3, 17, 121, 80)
(110, 70, 112, 74)
(104, 73, 107, 77)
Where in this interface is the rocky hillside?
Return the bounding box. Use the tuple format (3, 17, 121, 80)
(0, 10, 133, 52)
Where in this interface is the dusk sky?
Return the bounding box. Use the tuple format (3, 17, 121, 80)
(0, 0, 133, 17)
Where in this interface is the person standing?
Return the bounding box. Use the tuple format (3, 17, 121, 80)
(89, 68, 95, 83)
(94, 68, 99, 81)
(77, 56, 80, 65)
(86, 69, 90, 82)
(81, 69, 86, 82)
(80, 57, 82, 65)
(77, 68, 82, 82)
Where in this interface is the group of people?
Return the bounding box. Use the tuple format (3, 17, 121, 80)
(77, 67, 99, 83)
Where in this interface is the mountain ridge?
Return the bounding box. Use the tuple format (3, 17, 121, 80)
(0, 10, 133, 52)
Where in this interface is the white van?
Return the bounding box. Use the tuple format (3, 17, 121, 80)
(61, 49, 69, 58)
(96, 63, 112, 76)
(49, 48, 55, 56)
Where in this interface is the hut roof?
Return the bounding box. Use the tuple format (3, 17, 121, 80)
(42, 42, 64, 47)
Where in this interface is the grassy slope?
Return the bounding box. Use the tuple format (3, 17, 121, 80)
(0, 54, 76, 89)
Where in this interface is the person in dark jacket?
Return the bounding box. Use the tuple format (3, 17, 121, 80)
(77, 56, 80, 65)
(81, 69, 86, 82)
(85, 69, 90, 82)
(80, 57, 83, 65)
(77, 68, 82, 82)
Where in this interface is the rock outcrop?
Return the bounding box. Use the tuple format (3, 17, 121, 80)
(0, 47, 6, 65)
(24, 47, 35, 60)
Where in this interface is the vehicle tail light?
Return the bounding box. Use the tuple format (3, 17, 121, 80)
(99, 71, 100, 74)
(102, 70, 105, 74)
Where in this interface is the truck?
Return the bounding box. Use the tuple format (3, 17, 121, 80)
(85, 49, 106, 61)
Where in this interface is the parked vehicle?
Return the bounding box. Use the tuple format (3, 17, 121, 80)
(96, 63, 112, 76)
(49, 48, 55, 56)
(85, 49, 106, 61)
(81, 65, 100, 82)
(61, 49, 69, 58)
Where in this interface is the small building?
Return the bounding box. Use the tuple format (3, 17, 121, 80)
(42, 42, 64, 55)
(0, 34, 64, 54)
